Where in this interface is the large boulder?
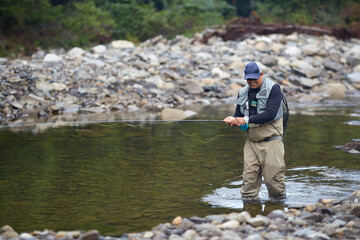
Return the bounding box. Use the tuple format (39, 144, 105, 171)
(43, 53, 62, 67)
(181, 81, 203, 94)
(161, 108, 197, 121)
(67, 47, 85, 59)
(312, 83, 347, 99)
(111, 40, 135, 49)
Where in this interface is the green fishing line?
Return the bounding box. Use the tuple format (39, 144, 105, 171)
(95, 120, 228, 143)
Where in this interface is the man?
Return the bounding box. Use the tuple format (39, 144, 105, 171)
(224, 61, 286, 200)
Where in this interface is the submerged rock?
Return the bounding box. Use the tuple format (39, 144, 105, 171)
(336, 142, 360, 154)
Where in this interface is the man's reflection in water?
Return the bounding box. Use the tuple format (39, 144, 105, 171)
(243, 200, 285, 216)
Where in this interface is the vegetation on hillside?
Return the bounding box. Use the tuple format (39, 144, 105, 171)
(0, 0, 359, 57)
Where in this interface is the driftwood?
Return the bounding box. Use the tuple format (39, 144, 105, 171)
(201, 18, 356, 43)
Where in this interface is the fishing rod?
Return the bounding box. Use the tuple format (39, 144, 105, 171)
(0, 119, 224, 128)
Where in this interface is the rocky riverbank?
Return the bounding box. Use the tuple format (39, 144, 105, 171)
(1, 30, 360, 125)
(1, 190, 360, 240)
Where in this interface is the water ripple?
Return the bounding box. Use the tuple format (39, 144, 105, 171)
(202, 166, 360, 210)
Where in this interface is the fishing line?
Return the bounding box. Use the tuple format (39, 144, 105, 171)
(0, 119, 228, 143)
(177, 121, 228, 144)
(95, 120, 229, 143)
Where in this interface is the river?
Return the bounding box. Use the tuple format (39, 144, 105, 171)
(0, 99, 359, 236)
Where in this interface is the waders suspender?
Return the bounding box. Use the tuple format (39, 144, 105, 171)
(245, 101, 249, 118)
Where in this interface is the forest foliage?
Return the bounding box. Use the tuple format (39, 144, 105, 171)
(0, 0, 359, 57)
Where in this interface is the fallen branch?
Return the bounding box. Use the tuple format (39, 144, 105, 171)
(201, 18, 356, 43)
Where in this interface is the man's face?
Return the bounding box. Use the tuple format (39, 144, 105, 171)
(247, 73, 263, 89)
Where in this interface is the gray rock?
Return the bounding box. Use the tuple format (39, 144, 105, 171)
(169, 234, 184, 240)
(178, 218, 193, 229)
(346, 56, 360, 67)
(244, 234, 264, 240)
(255, 41, 267, 52)
(9, 101, 23, 109)
(247, 215, 269, 227)
(296, 93, 324, 102)
(196, 223, 222, 237)
(262, 56, 278, 67)
(211, 68, 230, 79)
(300, 212, 324, 222)
(189, 217, 207, 224)
(43, 53, 62, 64)
(206, 215, 225, 224)
(55, 231, 73, 240)
(181, 81, 203, 94)
(347, 72, 360, 83)
(227, 211, 251, 223)
(262, 231, 283, 240)
(291, 218, 307, 226)
(302, 44, 320, 56)
(62, 104, 80, 114)
(293, 228, 330, 239)
(127, 105, 139, 112)
(284, 46, 302, 57)
(163, 70, 181, 80)
(86, 59, 105, 68)
(31, 51, 45, 59)
(223, 97, 236, 105)
(220, 230, 241, 240)
(75, 70, 92, 80)
(354, 64, 360, 72)
(82, 230, 99, 240)
(323, 222, 339, 236)
(351, 204, 360, 217)
(267, 209, 287, 220)
(67, 47, 85, 59)
(77, 88, 87, 95)
(153, 231, 168, 240)
(324, 60, 342, 72)
(92, 45, 106, 53)
(182, 229, 198, 240)
(36, 80, 55, 92)
(196, 52, 213, 61)
(300, 77, 320, 88)
(111, 40, 135, 49)
(303, 67, 322, 78)
(219, 220, 239, 229)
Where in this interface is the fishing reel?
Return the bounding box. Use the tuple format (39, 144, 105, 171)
(239, 124, 248, 131)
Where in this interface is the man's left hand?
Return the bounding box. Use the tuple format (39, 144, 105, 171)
(232, 117, 246, 127)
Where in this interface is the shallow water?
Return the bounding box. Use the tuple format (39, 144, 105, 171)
(0, 100, 360, 236)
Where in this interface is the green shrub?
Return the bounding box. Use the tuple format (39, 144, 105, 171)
(62, 0, 115, 46)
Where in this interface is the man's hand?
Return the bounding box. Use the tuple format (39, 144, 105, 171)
(223, 116, 235, 125)
(232, 117, 246, 127)
(223, 116, 246, 126)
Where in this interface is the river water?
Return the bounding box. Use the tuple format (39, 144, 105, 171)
(0, 99, 359, 236)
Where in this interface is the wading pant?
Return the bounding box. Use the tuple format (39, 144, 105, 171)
(240, 138, 286, 199)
